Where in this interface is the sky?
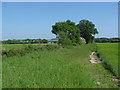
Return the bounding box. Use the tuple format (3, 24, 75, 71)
(2, 2, 118, 40)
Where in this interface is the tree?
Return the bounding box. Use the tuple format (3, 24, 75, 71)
(42, 39, 48, 43)
(58, 32, 72, 47)
(52, 20, 81, 45)
(53, 41, 57, 43)
(77, 19, 98, 44)
(38, 39, 42, 43)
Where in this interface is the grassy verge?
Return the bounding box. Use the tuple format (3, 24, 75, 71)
(2, 45, 117, 88)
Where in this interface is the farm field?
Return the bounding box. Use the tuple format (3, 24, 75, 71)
(96, 43, 118, 78)
(2, 44, 117, 88)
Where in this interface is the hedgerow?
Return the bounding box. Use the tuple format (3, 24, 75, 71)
(2, 44, 60, 58)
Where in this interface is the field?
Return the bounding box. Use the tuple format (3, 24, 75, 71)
(96, 43, 118, 78)
(2, 44, 118, 88)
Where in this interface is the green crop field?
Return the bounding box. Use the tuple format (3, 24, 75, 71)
(96, 43, 118, 78)
(2, 44, 117, 88)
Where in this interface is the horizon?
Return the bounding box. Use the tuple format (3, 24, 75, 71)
(1, 37, 120, 41)
(2, 2, 118, 40)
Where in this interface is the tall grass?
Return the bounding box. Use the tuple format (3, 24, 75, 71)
(81, 43, 97, 52)
(2, 45, 117, 88)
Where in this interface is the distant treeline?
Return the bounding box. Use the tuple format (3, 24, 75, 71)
(2, 38, 120, 44)
(95, 38, 120, 43)
(2, 39, 48, 44)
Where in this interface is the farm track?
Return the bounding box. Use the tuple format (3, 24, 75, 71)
(90, 52, 103, 64)
(89, 52, 120, 87)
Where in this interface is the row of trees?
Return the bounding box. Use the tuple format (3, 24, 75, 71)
(2, 39, 48, 44)
(51, 19, 98, 46)
(95, 38, 120, 43)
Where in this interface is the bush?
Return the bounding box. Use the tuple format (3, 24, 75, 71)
(2, 50, 8, 57)
(24, 45, 34, 52)
(72, 42, 77, 46)
(17, 49, 26, 56)
(44, 45, 59, 50)
(6, 49, 19, 57)
(53, 41, 57, 43)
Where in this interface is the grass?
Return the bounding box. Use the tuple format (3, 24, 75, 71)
(2, 44, 117, 88)
(96, 43, 118, 78)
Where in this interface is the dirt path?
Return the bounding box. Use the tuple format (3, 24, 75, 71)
(89, 52, 120, 86)
(89, 52, 103, 64)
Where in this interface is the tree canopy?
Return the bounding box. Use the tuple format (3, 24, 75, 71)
(76, 19, 98, 44)
(58, 32, 72, 47)
(52, 20, 81, 46)
(52, 19, 98, 45)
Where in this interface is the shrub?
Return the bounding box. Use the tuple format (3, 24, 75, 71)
(24, 45, 34, 53)
(53, 41, 57, 43)
(44, 45, 59, 50)
(6, 49, 19, 57)
(72, 42, 77, 46)
(17, 49, 26, 56)
(2, 50, 8, 57)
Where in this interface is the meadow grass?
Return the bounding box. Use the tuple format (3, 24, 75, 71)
(96, 43, 118, 78)
(2, 45, 117, 88)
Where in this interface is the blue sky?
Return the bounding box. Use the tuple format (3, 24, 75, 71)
(2, 2, 118, 40)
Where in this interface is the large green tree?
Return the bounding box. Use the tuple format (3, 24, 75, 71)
(58, 32, 72, 47)
(77, 19, 98, 44)
(52, 20, 81, 45)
